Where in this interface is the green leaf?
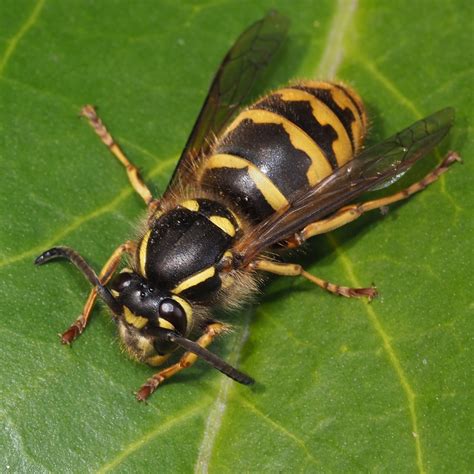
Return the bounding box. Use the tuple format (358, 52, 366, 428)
(1, 0, 471, 472)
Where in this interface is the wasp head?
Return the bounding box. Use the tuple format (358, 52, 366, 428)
(111, 270, 193, 365)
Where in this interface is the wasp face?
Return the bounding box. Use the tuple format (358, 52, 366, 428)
(110, 271, 193, 365)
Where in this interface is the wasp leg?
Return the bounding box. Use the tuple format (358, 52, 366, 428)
(61, 241, 136, 344)
(290, 151, 461, 246)
(250, 260, 376, 299)
(81, 105, 154, 206)
(136, 322, 227, 401)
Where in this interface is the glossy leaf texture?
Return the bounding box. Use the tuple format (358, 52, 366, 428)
(0, 0, 472, 472)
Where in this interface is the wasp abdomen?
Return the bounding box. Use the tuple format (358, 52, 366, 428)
(199, 81, 367, 223)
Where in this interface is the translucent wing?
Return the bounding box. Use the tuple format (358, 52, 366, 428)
(234, 107, 455, 264)
(163, 11, 289, 198)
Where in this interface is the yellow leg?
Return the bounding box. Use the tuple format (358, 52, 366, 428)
(81, 105, 154, 205)
(290, 151, 460, 245)
(251, 259, 377, 299)
(136, 322, 227, 401)
(61, 241, 136, 344)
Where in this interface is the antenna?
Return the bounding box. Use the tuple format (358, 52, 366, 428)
(166, 332, 254, 385)
(35, 246, 123, 316)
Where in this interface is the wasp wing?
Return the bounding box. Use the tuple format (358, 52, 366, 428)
(234, 107, 455, 264)
(163, 11, 289, 198)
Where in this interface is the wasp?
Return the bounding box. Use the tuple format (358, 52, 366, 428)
(35, 11, 459, 401)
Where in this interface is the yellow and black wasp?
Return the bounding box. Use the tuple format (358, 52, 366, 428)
(35, 11, 459, 401)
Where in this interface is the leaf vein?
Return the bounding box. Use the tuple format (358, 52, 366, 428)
(356, 54, 421, 118)
(238, 397, 320, 467)
(316, 0, 358, 79)
(97, 402, 206, 472)
(0, 0, 46, 77)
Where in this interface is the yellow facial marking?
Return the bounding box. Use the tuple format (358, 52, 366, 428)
(209, 215, 236, 237)
(201, 154, 289, 211)
(171, 295, 193, 327)
(180, 199, 200, 212)
(136, 335, 154, 354)
(278, 88, 354, 168)
(158, 318, 175, 331)
(124, 307, 148, 329)
(172, 266, 216, 294)
(226, 109, 332, 186)
(138, 229, 151, 277)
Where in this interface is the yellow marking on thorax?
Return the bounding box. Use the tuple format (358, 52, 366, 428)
(200, 154, 289, 211)
(228, 209, 242, 230)
(138, 229, 151, 277)
(124, 307, 148, 329)
(302, 81, 366, 152)
(226, 109, 332, 185)
(180, 199, 200, 212)
(277, 88, 354, 167)
(172, 266, 216, 294)
(223, 250, 233, 260)
(180, 199, 235, 236)
(209, 215, 236, 237)
(149, 207, 164, 222)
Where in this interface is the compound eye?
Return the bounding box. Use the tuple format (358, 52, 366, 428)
(158, 298, 187, 335)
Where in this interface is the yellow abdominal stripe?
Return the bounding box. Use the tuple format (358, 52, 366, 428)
(302, 81, 366, 150)
(278, 88, 353, 166)
(202, 154, 288, 211)
(329, 87, 365, 151)
(227, 109, 332, 186)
